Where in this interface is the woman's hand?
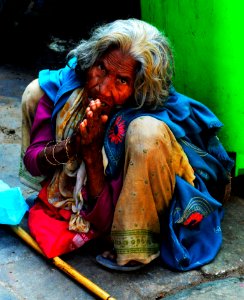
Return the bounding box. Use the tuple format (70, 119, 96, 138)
(76, 99, 109, 198)
(79, 99, 108, 146)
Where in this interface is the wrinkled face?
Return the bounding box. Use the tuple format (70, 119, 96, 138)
(85, 48, 137, 114)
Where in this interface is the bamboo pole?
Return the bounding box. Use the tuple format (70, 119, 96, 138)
(10, 225, 116, 300)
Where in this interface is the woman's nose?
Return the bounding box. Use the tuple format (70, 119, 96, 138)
(98, 76, 114, 97)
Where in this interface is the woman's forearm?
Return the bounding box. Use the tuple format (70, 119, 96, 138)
(82, 147, 106, 199)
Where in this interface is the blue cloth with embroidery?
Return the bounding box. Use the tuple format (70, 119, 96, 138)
(160, 174, 224, 271)
(38, 61, 234, 271)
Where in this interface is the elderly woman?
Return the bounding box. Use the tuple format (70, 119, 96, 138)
(20, 18, 233, 271)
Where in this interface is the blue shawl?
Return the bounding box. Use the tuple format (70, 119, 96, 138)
(39, 60, 234, 271)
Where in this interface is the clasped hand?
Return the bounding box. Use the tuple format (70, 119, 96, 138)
(68, 99, 110, 163)
(79, 99, 109, 146)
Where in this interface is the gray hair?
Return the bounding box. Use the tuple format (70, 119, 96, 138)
(67, 18, 174, 109)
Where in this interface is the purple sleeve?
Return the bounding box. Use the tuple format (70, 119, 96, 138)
(24, 95, 54, 176)
(82, 171, 123, 234)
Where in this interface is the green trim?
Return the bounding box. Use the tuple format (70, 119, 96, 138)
(19, 151, 43, 191)
(112, 229, 160, 255)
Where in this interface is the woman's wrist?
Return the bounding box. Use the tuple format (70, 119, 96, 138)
(38, 138, 77, 172)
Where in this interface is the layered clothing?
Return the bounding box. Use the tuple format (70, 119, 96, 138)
(20, 59, 233, 270)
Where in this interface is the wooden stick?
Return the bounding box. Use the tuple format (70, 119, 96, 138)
(10, 225, 116, 300)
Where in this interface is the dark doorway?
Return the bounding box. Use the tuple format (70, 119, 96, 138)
(0, 0, 141, 70)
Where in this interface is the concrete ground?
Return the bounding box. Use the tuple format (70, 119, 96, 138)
(0, 63, 243, 300)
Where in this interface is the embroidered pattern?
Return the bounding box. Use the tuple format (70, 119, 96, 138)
(108, 116, 126, 144)
(183, 212, 204, 226)
(112, 229, 159, 255)
(175, 196, 215, 225)
(180, 139, 208, 157)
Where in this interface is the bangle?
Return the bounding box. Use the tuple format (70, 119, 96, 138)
(44, 141, 59, 166)
(65, 137, 72, 160)
(52, 142, 67, 165)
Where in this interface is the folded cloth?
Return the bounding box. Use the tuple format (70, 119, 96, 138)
(28, 181, 98, 258)
(160, 175, 224, 271)
(0, 180, 29, 225)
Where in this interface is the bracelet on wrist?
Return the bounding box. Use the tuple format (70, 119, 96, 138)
(52, 142, 67, 165)
(43, 141, 59, 166)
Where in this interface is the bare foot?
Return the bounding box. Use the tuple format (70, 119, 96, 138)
(101, 249, 116, 261)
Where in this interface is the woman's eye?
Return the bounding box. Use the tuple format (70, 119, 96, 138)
(97, 64, 106, 76)
(98, 63, 104, 70)
(119, 78, 128, 85)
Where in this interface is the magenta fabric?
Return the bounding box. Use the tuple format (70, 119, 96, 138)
(29, 180, 98, 258)
(24, 95, 54, 176)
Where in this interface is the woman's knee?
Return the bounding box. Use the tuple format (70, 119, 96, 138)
(22, 79, 44, 105)
(126, 116, 169, 147)
(21, 79, 44, 115)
